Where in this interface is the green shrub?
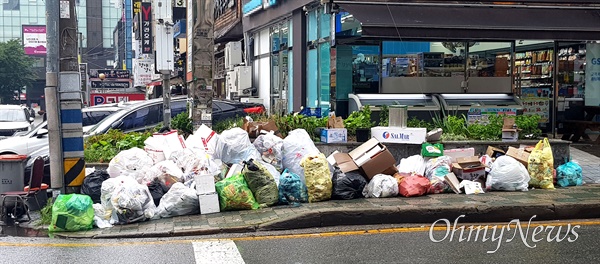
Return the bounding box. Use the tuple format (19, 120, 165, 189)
(171, 111, 194, 138)
(344, 105, 374, 135)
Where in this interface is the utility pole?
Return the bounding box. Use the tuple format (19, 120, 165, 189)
(45, 0, 63, 194)
(154, 0, 174, 128)
(187, 0, 214, 129)
(58, 0, 86, 194)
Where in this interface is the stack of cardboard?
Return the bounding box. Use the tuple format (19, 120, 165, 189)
(330, 138, 398, 180)
(321, 114, 347, 143)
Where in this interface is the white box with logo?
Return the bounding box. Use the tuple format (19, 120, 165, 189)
(320, 128, 347, 143)
(370, 127, 427, 144)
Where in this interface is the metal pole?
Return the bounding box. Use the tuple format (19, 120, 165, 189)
(553, 41, 559, 139)
(45, 0, 64, 194)
(163, 73, 171, 128)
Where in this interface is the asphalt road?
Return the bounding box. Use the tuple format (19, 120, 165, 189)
(0, 221, 599, 264)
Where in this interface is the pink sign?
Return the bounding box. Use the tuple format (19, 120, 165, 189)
(23, 26, 47, 55)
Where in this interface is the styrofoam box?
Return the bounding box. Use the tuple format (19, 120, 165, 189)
(198, 193, 220, 215)
(195, 174, 216, 195)
(371, 127, 427, 144)
(444, 148, 475, 163)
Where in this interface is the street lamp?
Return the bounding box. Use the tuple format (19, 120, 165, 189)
(98, 73, 106, 93)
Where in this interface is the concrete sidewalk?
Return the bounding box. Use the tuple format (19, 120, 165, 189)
(48, 147, 600, 239)
(52, 185, 600, 239)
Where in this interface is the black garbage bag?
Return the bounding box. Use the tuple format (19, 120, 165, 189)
(81, 170, 110, 204)
(148, 178, 170, 206)
(331, 167, 367, 200)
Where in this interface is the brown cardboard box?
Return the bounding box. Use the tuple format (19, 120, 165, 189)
(333, 138, 398, 180)
(242, 119, 283, 138)
(486, 146, 505, 159)
(506, 147, 530, 166)
(501, 118, 519, 142)
(452, 156, 486, 182)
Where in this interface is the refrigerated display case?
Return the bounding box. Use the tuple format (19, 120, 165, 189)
(434, 93, 523, 117)
(348, 93, 442, 123)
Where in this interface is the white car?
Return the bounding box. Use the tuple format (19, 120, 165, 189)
(0, 104, 35, 138)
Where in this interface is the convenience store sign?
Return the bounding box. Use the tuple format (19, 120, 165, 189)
(467, 108, 517, 124)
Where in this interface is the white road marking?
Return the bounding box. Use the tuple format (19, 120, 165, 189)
(193, 240, 245, 264)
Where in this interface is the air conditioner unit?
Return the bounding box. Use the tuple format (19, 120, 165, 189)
(154, 0, 173, 21)
(226, 66, 253, 97)
(240, 97, 264, 105)
(225, 41, 243, 70)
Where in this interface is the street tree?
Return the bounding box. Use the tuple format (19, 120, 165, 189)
(0, 39, 36, 104)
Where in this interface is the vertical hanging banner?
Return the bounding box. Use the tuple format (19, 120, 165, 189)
(141, 2, 153, 54)
(586, 43, 600, 106)
(186, 0, 193, 82)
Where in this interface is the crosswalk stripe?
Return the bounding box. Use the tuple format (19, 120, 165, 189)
(192, 240, 245, 264)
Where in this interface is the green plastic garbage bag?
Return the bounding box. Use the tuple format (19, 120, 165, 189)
(215, 173, 260, 211)
(49, 194, 94, 232)
(242, 159, 279, 207)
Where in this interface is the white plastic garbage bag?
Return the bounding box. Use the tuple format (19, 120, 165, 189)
(282, 129, 320, 183)
(362, 174, 399, 198)
(155, 182, 200, 218)
(397, 155, 426, 175)
(459, 180, 485, 195)
(253, 132, 284, 170)
(107, 147, 154, 181)
(143, 160, 185, 187)
(169, 148, 203, 174)
(216, 127, 261, 165)
(186, 124, 220, 157)
(93, 203, 112, 228)
(144, 136, 166, 164)
(109, 175, 157, 224)
(486, 156, 530, 192)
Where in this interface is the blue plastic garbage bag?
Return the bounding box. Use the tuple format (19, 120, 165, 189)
(557, 161, 583, 187)
(278, 169, 309, 205)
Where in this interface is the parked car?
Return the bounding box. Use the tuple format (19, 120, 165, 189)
(0, 105, 126, 156)
(85, 97, 249, 136)
(0, 104, 35, 139)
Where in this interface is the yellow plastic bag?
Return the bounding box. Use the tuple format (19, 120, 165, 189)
(300, 153, 332, 202)
(527, 138, 555, 189)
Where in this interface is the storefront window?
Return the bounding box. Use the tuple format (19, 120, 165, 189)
(305, 8, 332, 113)
(319, 43, 331, 113)
(307, 10, 318, 42)
(351, 45, 380, 94)
(307, 49, 318, 108)
(270, 20, 292, 114)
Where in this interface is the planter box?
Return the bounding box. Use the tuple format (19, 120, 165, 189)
(87, 139, 572, 170)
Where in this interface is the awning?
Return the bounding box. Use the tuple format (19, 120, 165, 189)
(337, 2, 600, 41)
(215, 21, 244, 44)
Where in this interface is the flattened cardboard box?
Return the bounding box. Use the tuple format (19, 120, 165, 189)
(506, 147, 530, 166)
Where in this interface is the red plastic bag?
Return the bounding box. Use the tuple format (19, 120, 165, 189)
(399, 175, 431, 197)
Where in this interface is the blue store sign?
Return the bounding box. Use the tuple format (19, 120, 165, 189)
(243, 0, 277, 17)
(173, 19, 186, 38)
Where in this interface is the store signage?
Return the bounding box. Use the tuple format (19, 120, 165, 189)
(174, 0, 185, 8)
(243, 0, 277, 17)
(90, 93, 145, 106)
(89, 69, 130, 79)
(467, 108, 517, 124)
(133, 0, 141, 16)
(133, 58, 153, 87)
(79, 63, 88, 91)
(215, 0, 235, 19)
(586, 43, 600, 106)
(91, 81, 131, 89)
(186, 0, 193, 82)
(173, 19, 186, 38)
(141, 3, 153, 54)
(22, 25, 47, 55)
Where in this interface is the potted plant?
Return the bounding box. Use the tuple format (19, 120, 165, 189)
(345, 105, 374, 142)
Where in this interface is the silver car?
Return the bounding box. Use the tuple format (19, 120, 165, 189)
(0, 104, 35, 138)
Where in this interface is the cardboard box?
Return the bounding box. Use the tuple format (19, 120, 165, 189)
(198, 193, 220, 214)
(506, 147, 530, 166)
(371, 127, 427, 144)
(444, 172, 462, 194)
(195, 174, 216, 195)
(501, 118, 519, 142)
(332, 138, 398, 180)
(320, 128, 348, 143)
(444, 148, 475, 163)
(452, 156, 486, 182)
(486, 146, 505, 159)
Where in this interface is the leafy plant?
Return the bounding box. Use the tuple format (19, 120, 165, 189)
(84, 129, 152, 163)
(344, 105, 374, 135)
(39, 197, 53, 226)
(407, 117, 434, 131)
(379, 105, 389, 127)
(466, 114, 504, 141)
(432, 114, 469, 137)
(515, 114, 542, 139)
(171, 111, 194, 138)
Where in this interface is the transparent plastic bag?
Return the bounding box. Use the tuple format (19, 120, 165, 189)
(107, 147, 154, 181)
(253, 132, 284, 170)
(300, 153, 333, 202)
(282, 129, 320, 183)
(397, 155, 426, 175)
(156, 182, 200, 218)
(217, 127, 261, 165)
(49, 194, 94, 232)
(143, 160, 184, 187)
(362, 174, 399, 198)
(169, 148, 203, 174)
(424, 156, 453, 194)
(242, 159, 279, 207)
(557, 161, 583, 187)
(278, 169, 309, 205)
(109, 176, 157, 224)
(486, 155, 530, 192)
(528, 138, 555, 189)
